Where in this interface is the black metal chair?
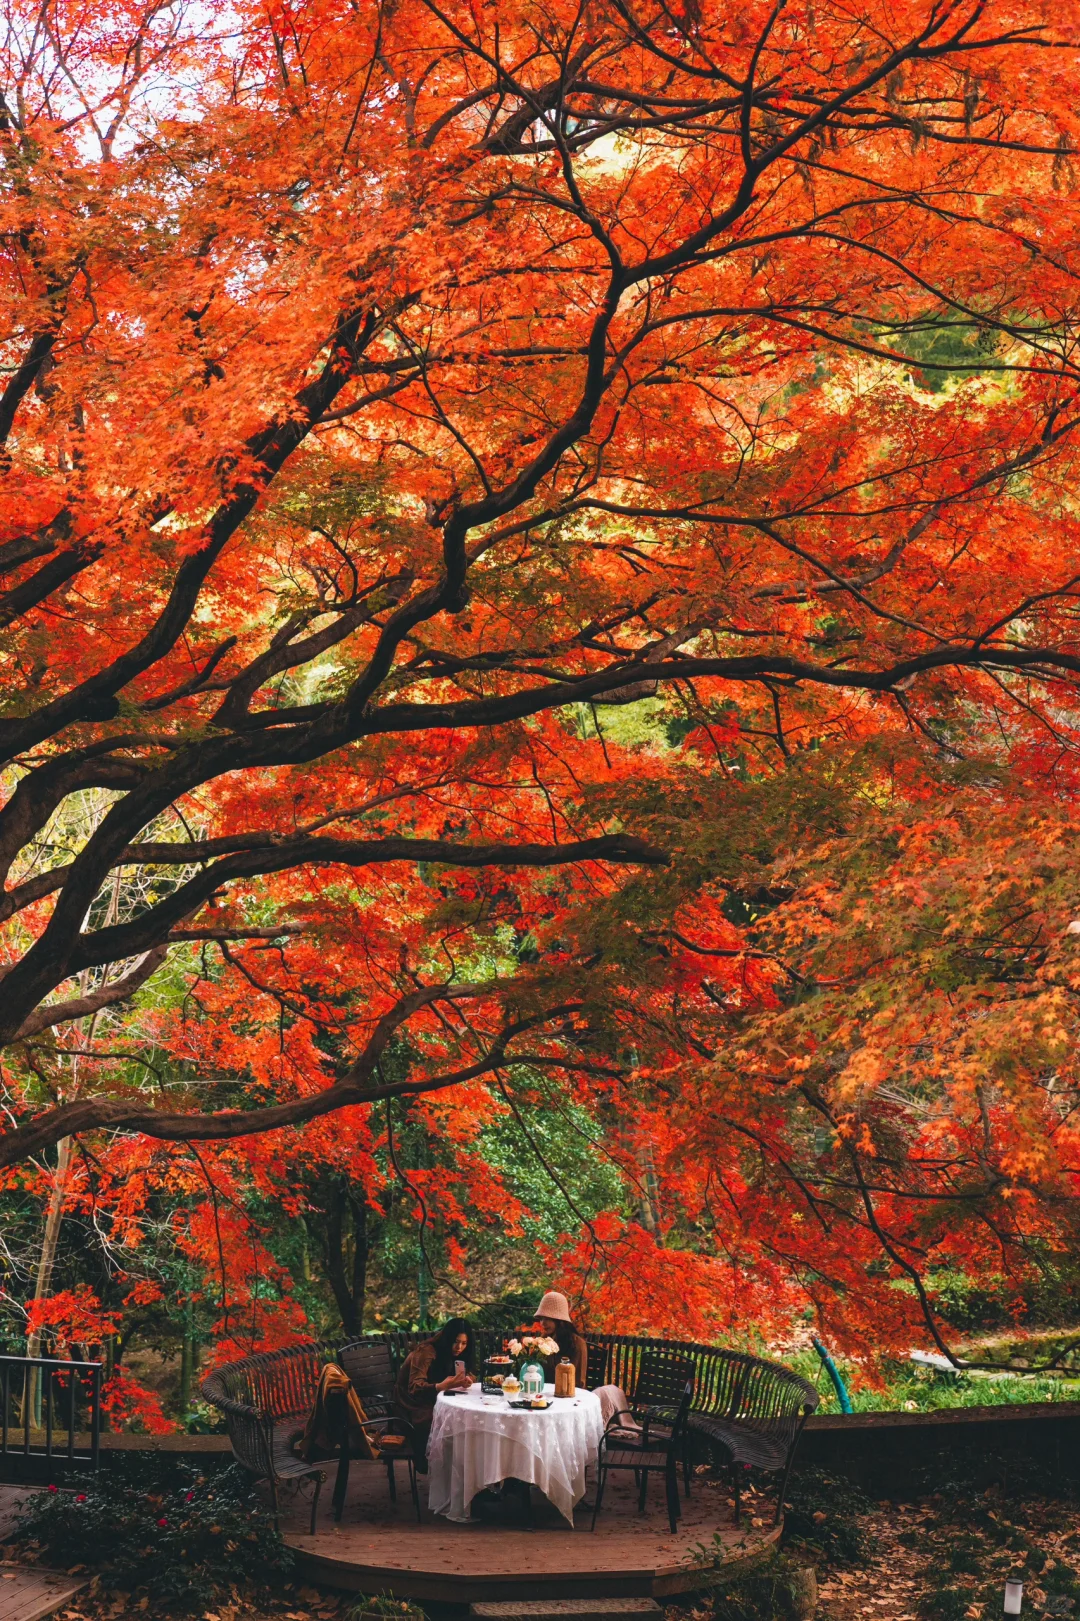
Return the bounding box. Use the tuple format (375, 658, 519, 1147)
(337, 1335, 398, 1419)
(591, 1379, 692, 1535)
(630, 1347, 695, 1496)
(322, 1383, 422, 1524)
(584, 1333, 818, 1524)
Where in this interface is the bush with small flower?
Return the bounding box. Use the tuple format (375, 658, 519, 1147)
(12, 1456, 294, 1613)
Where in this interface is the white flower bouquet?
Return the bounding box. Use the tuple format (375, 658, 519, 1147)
(506, 1333, 561, 1371)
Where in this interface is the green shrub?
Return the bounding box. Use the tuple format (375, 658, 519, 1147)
(347, 1595, 425, 1621)
(13, 1457, 294, 1613)
(781, 1467, 873, 1565)
(918, 1585, 973, 1621)
(702, 1553, 817, 1621)
(948, 1537, 982, 1574)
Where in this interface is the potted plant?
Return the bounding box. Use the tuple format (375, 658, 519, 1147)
(348, 1593, 426, 1621)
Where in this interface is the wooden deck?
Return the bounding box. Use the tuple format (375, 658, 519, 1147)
(0, 1496, 87, 1621)
(282, 1465, 780, 1602)
(0, 1566, 86, 1621)
(0, 1492, 31, 1548)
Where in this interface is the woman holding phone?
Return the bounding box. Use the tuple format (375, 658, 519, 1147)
(393, 1317, 476, 1465)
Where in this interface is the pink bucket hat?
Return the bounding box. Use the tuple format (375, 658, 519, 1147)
(536, 1290, 573, 1323)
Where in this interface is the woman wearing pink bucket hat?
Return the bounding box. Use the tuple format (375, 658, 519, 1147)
(537, 1290, 637, 1431)
(535, 1290, 588, 1386)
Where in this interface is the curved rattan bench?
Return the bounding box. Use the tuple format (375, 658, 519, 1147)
(205, 1331, 818, 1530)
(202, 1337, 426, 1530)
(337, 1330, 817, 1523)
(201, 1342, 327, 1531)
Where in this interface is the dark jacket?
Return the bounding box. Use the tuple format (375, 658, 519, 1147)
(393, 1341, 442, 1426)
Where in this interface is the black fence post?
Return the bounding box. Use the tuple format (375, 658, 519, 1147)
(0, 1356, 102, 1474)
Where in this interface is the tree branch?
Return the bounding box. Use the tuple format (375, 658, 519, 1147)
(12, 947, 169, 1041)
(0, 988, 579, 1168)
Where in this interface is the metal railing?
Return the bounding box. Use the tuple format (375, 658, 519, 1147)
(0, 1356, 101, 1470)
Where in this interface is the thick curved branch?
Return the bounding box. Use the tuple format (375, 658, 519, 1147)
(0, 545, 103, 631)
(0, 988, 579, 1169)
(0, 742, 149, 898)
(338, 643, 1080, 742)
(0, 534, 57, 576)
(12, 946, 168, 1041)
(140, 637, 238, 711)
(168, 924, 303, 942)
(0, 329, 60, 448)
(0, 304, 380, 766)
(61, 831, 668, 978)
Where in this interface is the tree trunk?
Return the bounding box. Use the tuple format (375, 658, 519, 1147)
(102, 1336, 114, 1431)
(348, 1190, 368, 1336)
(26, 1135, 72, 1426)
(639, 1144, 663, 1240)
(418, 1247, 432, 1330)
(304, 1177, 369, 1337)
(179, 1298, 196, 1414)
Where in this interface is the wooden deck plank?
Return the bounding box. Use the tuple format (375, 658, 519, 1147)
(0, 1491, 35, 1546)
(0, 1567, 86, 1621)
(282, 1466, 779, 1601)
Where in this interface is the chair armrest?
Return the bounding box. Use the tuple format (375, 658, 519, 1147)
(603, 1410, 652, 1446)
(603, 1411, 640, 1434)
(213, 1395, 267, 1422)
(631, 1401, 674, 1445)
(361, 1414, 420, 1449)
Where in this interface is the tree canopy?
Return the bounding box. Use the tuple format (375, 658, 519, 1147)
(4, 0, 1080, 1389)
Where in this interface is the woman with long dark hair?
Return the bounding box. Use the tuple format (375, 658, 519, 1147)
(393, 1317, 476, 1461)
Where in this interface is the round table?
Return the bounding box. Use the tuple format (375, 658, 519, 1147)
(426, 1383, 605, 1526)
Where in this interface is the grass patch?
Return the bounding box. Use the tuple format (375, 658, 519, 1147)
(788, 1349, 1080, 1414)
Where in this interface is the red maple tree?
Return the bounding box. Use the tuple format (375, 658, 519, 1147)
(4, 0, 1080, 1371)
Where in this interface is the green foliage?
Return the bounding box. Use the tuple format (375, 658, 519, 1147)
(347, 1594, 425, 1621)
(947, 1536, 983, 1574)
(13, 1458, 293, 1613)
(706, 1553, 818, 1621)
(918, 1582, 975, 1621)
(787, 1348, 1080, 1414)
(477, 1085, 626, 1250)
(468, 1290, 543, 1333)
(782, 1467, 873, 1565)
(929, 1268, 1076, 1332)
(882, 311, 1000, 394)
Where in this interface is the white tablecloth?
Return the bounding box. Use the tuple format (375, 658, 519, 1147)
(426, 1383, 605, 1526)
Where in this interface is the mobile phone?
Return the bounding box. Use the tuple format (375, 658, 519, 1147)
(454, 1359, 465, 1375)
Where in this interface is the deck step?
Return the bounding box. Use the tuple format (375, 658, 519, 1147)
(470, 1602, 663, 1621)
